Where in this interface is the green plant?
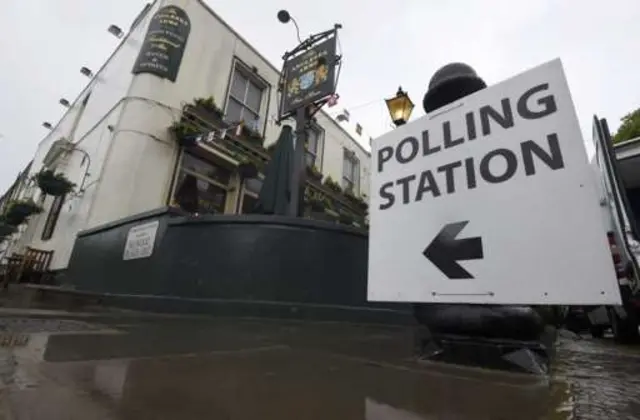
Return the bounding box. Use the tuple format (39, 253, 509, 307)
(34, 170, 75, 196)
(323, 176, 342, 193)
(2, 199, 43, 226)
(169, 121, 201, 146)
(240, 124, 264, 146)
(307, 196, 325, 211)
(357, 197, 368, 212)
(305, 189, 329, 212)
(306, 165, 323, 181)
(613, 108, 640, 144)
(193, 96, 223, 117)
(344, 188, 357, 200)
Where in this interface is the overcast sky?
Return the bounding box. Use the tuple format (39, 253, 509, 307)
(1, 0, 638, 193)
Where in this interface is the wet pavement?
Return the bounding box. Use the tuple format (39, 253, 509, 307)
(0, 313, 636, 419)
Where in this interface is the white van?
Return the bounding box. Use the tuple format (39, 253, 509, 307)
(584, 116, 640, 342)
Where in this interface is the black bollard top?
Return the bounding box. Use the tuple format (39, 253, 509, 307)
(422, 62, 487, 114)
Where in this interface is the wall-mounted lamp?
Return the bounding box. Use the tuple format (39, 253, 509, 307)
(80, 67, 94, 78)
(108, 24, 124, 39)
(59, 98, 70, 107)
(42, 122, 52, 129)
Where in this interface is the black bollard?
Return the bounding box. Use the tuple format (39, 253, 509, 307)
(413, 63, 552, 374)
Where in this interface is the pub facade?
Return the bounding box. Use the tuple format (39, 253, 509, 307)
(0, 0, 371, 271)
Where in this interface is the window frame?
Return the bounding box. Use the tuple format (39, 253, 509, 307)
(223, 59, 270, 134)
(342, 149, 360, 195)
(41, 194, 65, 241)
(238, 175, 264, 214)
(171, 151, 234, 214)
(304, 124, 325, 171)
(179, 152, 232, 191)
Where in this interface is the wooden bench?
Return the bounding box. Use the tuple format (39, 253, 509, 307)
(0, 247, 54, 288)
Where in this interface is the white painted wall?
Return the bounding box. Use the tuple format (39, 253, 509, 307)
(7, 0, 371, 270)
(317, 111, 372, 199)
(8, 4, 159, 269)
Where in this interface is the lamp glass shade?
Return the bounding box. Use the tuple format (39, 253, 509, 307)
(385, 92, 414, 126)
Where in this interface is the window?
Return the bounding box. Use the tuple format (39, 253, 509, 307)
(342, 149, 360, 194)
(172, 152, 232, 215)
(41, 194, 65, 240)
(241, 177, 263, 214)
(225, 63, 266, 127)
(304, 126, 324, 169)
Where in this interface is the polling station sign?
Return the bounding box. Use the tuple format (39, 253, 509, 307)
(368, 59, 621, 305)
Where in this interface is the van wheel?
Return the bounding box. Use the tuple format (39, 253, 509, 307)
(608, 308, 640, 343)
(589, 325, 605, 338)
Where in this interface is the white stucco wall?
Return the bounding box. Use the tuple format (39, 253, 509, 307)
(9, 4, 159, 269)
(317, 112, 371, 199)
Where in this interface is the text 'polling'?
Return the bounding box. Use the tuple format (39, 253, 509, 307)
(376, 84, 564, 210)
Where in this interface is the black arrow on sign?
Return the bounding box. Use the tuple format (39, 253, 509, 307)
(423, 221, 483, 279)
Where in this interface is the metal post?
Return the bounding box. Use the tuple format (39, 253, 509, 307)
(288, 107, 308, 216)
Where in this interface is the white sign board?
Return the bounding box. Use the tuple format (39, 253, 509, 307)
(368, 59, 620, 305)
(123, 220, 159, 261)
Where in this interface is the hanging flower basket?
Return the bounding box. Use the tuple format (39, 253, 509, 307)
(3, 200, 43, 226)
(238, 160, 258, 179)
(35, 170, 75, 196)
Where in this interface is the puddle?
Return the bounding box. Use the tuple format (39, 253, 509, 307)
(0, 317, 635, 418)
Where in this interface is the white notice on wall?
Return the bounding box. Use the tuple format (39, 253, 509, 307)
(367, 58, 621, 305)
(123, 220, 159, 261)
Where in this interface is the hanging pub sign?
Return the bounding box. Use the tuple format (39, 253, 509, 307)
(132, 6, 191, 82)
(279, 34, 338, 119)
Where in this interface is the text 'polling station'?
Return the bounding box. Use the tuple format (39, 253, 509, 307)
(376, 83, 565, 210)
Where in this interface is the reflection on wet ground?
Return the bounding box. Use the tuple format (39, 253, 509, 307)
(556, 338, 640, 419)
(0, 315, 636, 419)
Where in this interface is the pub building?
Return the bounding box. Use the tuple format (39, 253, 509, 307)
(0, 0, 372, 278)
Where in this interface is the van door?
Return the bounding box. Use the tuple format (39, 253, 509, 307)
(593, 116, 640, 295)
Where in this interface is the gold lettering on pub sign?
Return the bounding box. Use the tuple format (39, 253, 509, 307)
(132, 6, 191, 82)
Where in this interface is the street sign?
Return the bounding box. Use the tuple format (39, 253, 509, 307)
(368, 59, 621, 305)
